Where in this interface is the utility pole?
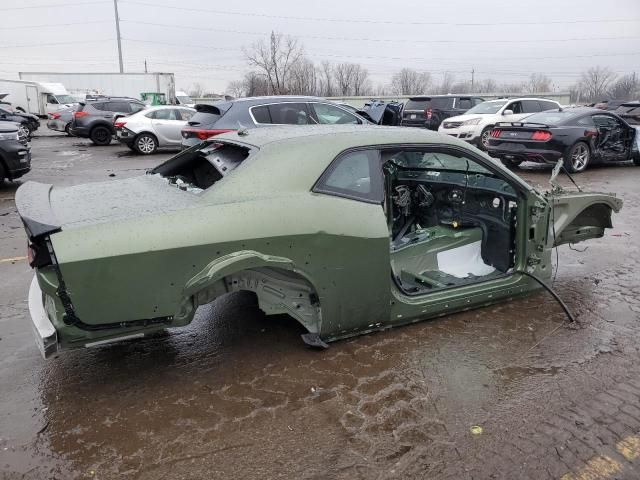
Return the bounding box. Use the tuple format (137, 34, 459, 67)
(471, 67, 475, 92)
(144, 59, 148, 73)
(113, 0, 124, 73)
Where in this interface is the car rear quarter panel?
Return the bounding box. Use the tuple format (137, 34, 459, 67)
(49, 192, 391, 342)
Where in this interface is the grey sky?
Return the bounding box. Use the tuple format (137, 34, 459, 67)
(1, 0, 639, 94)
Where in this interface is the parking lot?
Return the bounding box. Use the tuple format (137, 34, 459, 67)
(2, 131, 640, 479)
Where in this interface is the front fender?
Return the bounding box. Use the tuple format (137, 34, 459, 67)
(549, 192, 623, 247)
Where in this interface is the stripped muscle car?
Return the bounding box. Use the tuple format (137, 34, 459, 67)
(16, 125, 622, 358)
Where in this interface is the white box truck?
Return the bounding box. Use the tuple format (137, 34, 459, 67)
(0, 79, 76, 117)
(18, 72, 181, 105)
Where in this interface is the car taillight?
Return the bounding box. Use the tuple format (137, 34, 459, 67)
(114, 121, 126, 129)
(491, 129, 502, 138)
(27, 243, 36, 266)
(531, 130, 552, 141)
(73, 111, 88, 118)
(182, 128, 235, 140)
(424, 108, 432, 119)
(50, 113, 61, 120)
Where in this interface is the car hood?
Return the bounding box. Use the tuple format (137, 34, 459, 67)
(16, 175, 200, 238)
(444, 113, 496, 123)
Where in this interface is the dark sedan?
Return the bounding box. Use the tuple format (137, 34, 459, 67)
(486, 107, 639, 173)
(0, 104, 39, 137)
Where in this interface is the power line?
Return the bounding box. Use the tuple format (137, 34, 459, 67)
(121, 37, 640, 63)
(121, 20, 640, 45)
(0, 39, 114, 49)
(0, 20, 111, 30)
(120, 1, 640, 27)
(1, 1, 109, 10)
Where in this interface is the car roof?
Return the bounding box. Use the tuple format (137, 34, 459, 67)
(216, 124, 464, 150)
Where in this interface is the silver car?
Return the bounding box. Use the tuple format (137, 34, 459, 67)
(115, 105, 196, 154)
(47, 107, 76, 135)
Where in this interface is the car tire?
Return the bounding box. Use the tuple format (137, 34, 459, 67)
(134, 133, 158, 155)
(90, 125, 112, 146)
(564, 142, 590, 173)
(632, 150, 640, 166)
(0, 162, 5, 182)
(500, 157, 522, 169)
(479, 126, 493, 151)
(65, 123, 72, 136)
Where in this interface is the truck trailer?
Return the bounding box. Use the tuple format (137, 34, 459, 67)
(0, 80, 75, 117)
(19, 72, 181, 106)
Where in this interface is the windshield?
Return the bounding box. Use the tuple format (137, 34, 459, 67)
(384, 151, 491, 174)
(465, 100, 506, 114)
(177, 95, 193, 104)
(55, 95, 76, 104)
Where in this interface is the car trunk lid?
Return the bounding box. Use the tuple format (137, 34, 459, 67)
(16, 176, 199, 238)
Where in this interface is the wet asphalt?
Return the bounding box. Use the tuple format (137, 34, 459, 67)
(1, 131, 639, 479)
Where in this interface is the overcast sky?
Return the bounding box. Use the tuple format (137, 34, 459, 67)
(1, 0, 639, 94)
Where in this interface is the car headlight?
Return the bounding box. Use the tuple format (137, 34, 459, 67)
(0, 132, 18, 141)
(462, 118, 482, 126)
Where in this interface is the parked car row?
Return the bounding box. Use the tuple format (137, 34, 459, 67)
(28, 92, 640, 173)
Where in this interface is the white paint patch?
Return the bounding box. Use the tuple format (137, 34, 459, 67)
(436, 240, 495, 278)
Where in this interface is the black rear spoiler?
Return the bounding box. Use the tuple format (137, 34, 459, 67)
(194, 102, 232, 115)
(495, 121, 551, 128)
(15, 182, 61, 240)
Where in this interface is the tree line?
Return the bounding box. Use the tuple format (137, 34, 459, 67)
(191, 32, 639, 103)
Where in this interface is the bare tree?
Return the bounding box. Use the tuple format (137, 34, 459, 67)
(579, 66, 617, 102)
(526, 73, 552, 93)
(288, 58, 318, 95)
(242, 71, 269, 97)
(499, 82, 525, 94)
(334, 63, 356, 95)
(607, 73, 639, 100)
(450, 81, 472, 94)
(320, 61, 334, 97)
(352, 64, 370, 96)
(244, 31, 304, 95)
(435, 72, 455, 94)
(475, 78, 497, 93)
(391, 68, 431, 95)
(226, 80, 245, 98)
(189, 82, 205, 98)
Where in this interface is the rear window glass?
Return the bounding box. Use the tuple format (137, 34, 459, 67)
(431, 97, 454, 109)
(405, 99, 431, 110)
(251, 105, 271, 123)
(90, 102, 106, 111)
(456, 98, 472, 110)
(187, 111, 221, 127)
(523, 110, 588, 126)
(268, 103, 312, 124)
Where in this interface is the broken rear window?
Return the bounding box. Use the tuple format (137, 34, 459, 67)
(150, 142, 251, 192)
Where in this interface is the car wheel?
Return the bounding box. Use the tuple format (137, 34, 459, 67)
(564, 142, 590, 173)
(500, 157, 522, 169)
(0, 162, 5, 182)
(90, 126, 112, 146)
(479, 126, 492, 151)
(134, 133, 158, 155)
(65, 123, 72, 136)
(633, 150, 640, 166)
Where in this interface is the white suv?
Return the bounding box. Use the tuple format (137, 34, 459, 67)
(438, 98, 561, 150)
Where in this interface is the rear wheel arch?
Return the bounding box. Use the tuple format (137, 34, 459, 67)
(184, 251, 323, 335)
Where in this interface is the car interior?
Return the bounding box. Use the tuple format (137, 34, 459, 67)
(151, 142, 251, 192)
(382, 149, 519, 295)
(591, 114, 633, 159)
